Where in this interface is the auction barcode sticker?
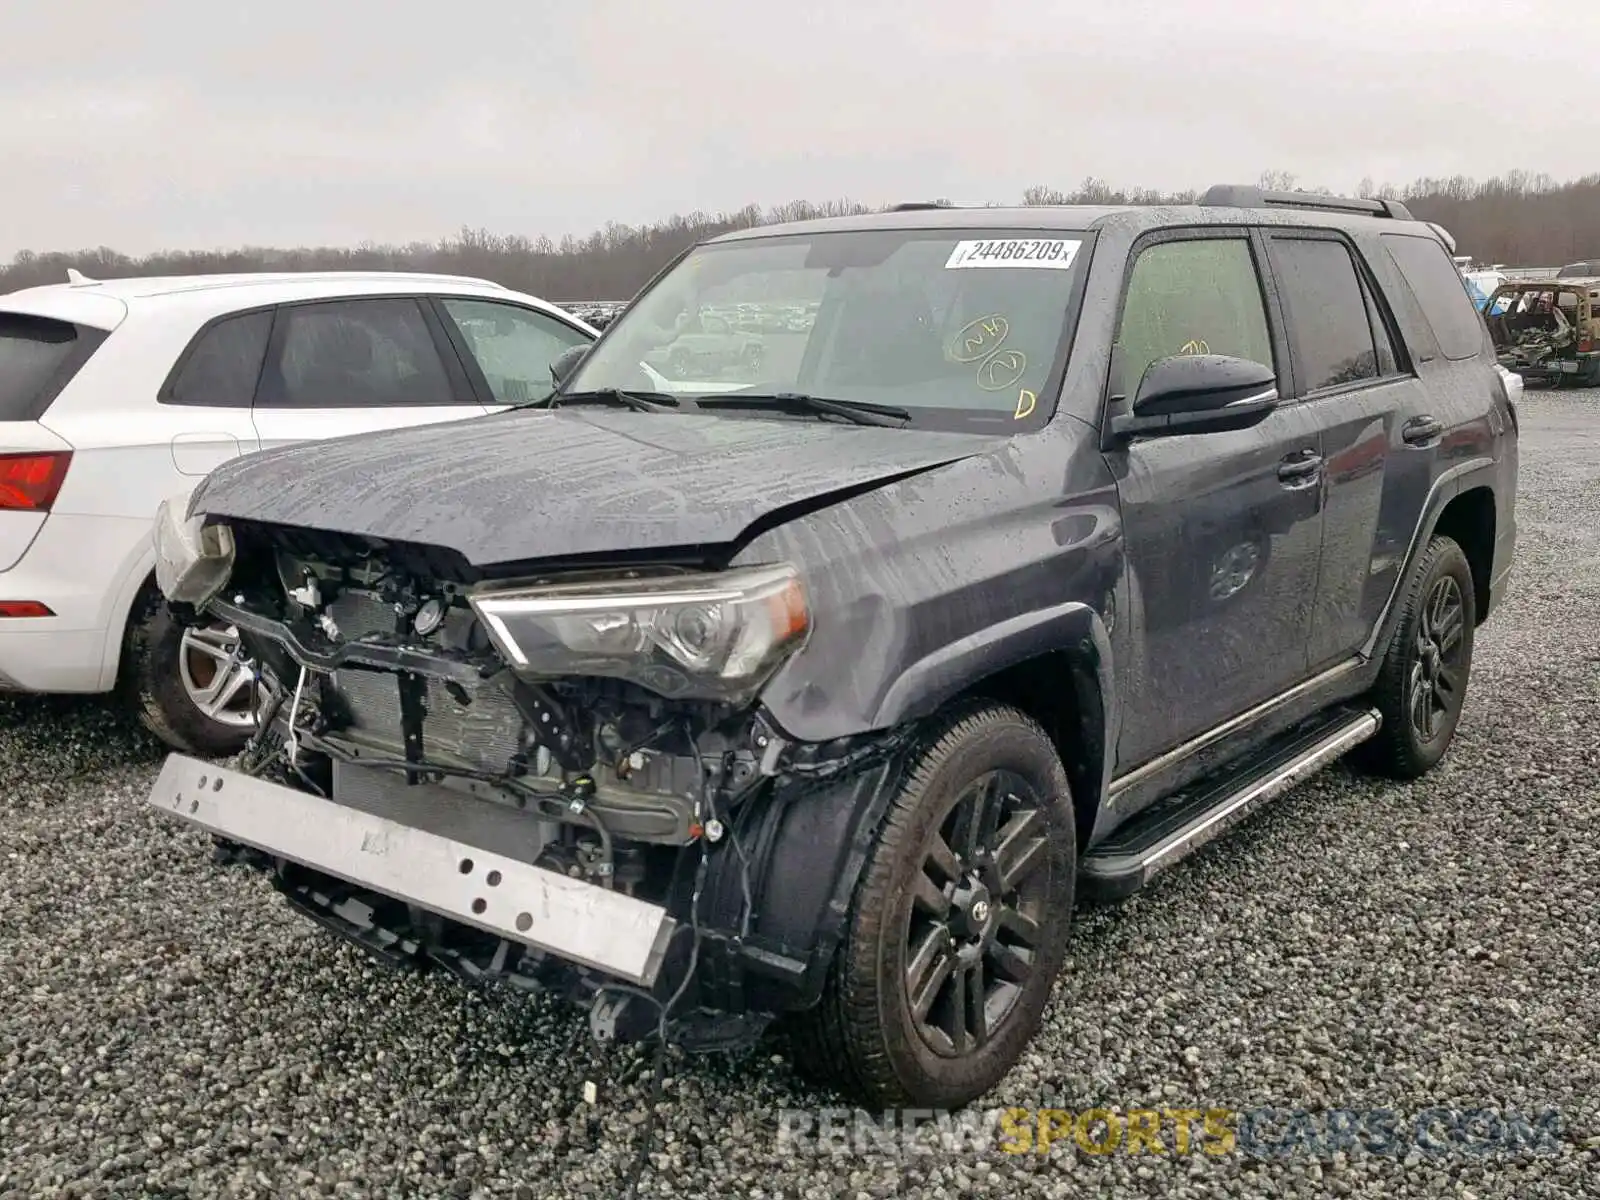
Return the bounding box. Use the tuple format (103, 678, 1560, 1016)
(945, 238, 1082, 269)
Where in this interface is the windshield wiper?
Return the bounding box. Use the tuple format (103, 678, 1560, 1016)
(546, 388, 691, 413)
(694, 391, 911, 428)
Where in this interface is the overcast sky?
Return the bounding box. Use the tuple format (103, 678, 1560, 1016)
(1, 0, 1593, 257)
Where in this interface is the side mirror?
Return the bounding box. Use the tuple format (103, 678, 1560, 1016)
(1109, 354, 1278, 442)
(550, 343, 589, 388)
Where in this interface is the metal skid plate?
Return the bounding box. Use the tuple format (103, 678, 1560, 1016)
(146, 754, 676, 987)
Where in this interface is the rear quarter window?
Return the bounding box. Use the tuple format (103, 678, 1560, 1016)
(0, 313, 108, 422)
(161, 310, 274, 407)
(1380, 234, 1490, 361)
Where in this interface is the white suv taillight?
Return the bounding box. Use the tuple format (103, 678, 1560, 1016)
(0, 451, 72, 512)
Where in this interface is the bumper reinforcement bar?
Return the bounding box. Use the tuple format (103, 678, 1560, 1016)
(146, 754, 676, 987)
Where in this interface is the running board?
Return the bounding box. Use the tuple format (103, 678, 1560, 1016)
(1081, 706, 1381, 900)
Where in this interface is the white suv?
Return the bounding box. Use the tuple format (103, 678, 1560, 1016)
(0, 270, 596, 753)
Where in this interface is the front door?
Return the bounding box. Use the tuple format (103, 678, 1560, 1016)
(1106, 230, 1325, 770)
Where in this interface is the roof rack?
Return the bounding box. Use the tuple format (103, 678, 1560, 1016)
(1200, 185, 1414, 221)
(888, 200, 955, 211)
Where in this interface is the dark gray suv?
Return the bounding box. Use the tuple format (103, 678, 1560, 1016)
(147, 184, 1518, 1111)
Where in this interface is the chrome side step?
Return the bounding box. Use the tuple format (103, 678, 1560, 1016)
(1081, 707, 1381, 900)
(144, 754, 677, 987)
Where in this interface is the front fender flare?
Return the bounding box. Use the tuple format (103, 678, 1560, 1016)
(872, 599, 1119, 803)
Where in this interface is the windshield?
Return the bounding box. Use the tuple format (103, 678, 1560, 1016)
(562, 227, 1090, 430)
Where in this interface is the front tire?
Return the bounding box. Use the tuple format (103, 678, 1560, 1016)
(790, 702, 1077, 1109)
(1354, 535, 1476, 780)
(123, 588, 257, 757)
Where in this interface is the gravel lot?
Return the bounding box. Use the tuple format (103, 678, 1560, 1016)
(3, 394, 1597, 1199)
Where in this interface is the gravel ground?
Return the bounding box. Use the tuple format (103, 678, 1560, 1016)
(2, 393, 1597, 1199)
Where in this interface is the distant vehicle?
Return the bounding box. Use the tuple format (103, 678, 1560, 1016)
(1457, 263, 1508, 312)
(1556, 260, 1600, 279)
(0, 271, 594, 754)
(645, 311, 766, 378)
(1484, 278, 1600, 386)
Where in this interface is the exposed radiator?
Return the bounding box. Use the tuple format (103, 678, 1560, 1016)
(323, 590, 525, 774)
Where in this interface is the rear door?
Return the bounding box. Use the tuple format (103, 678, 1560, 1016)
(158, 308, 269, 478)
(1375, 229, 1513, 620)
(429, 296, 595, 409)
(1258, 229, 1428, 671)
(249, 296, 490, 449)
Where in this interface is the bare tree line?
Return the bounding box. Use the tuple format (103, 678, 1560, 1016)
(5, 171, 1598, 301)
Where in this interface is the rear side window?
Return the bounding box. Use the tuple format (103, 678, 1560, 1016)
(258, 298, 462, 409)
(162, 310, 273, 407)
(1382, 234, 1488, 361)
(1269, 237, 1382, 392)
(0, 313, 105, 421)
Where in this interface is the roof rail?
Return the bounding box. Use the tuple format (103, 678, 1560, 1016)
(888, 200, 954, 211)
(1199, 184, 1414, 221)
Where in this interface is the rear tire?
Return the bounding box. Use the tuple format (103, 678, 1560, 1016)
(123, 587, 256, 758)
(789, 701, 1077, 1109)
(1353, 535, 1476, 780)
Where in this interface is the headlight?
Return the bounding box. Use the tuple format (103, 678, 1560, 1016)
(152, 497, 235, 607)
(468, 563, 810, 705)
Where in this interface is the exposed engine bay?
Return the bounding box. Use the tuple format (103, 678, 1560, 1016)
(186, 519, 896, 1049)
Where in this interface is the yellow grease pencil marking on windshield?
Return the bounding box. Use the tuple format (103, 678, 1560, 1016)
(950, 314, 1009, 362)
(1180, 338, 1210, 355)
(977, 349, 1026, 391)
(1014, 389, 1037, 419)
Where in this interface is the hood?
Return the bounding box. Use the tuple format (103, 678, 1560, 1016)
(192, 409, 1007, 566)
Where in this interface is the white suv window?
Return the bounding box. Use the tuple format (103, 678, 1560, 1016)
(438, 298, 591, 405)
(163, 310, 273, 408)
(260, 298, 460, 409)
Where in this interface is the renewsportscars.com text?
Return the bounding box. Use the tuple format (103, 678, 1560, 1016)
(775, 1105, 1566, 1160)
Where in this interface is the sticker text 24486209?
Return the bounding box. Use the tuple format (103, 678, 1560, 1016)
(945, 238, 1082, 269)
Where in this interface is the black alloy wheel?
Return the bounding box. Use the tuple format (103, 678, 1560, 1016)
(1409, 573, 1468, 744)
(904, 769, 1052, 1059)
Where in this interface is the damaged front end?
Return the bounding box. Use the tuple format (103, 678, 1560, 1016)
(147, 509, 911, 1051)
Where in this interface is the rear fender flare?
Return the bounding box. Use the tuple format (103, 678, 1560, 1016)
(1360, 456, 1497, 662)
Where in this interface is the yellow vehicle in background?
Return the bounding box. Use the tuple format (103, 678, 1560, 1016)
(1484, 278, 1600, 387)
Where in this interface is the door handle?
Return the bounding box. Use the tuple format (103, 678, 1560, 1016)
(1277, 450, 1322, 483)
(1402, 415, 1443, 445)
